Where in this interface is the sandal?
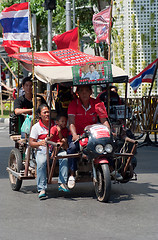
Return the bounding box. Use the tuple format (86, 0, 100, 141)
(38, 190, 46, 199)
(58, 184, 70, 193)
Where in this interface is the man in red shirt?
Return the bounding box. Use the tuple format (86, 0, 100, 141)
(67, 85, 110, 189)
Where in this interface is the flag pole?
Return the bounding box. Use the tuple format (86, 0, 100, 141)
(108, 0, 113, 61)
(77, 18, 80, 50)
(0, 62, 3, 116)
(148, 60, 158, 96)
(107, 1, 113, 116)
(29, 2, 36, 124)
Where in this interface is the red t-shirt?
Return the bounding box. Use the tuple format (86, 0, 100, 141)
(68, 97, 108, 135)
(50, 125, 68, 143)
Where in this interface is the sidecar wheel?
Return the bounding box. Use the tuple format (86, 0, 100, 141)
(94, 164, 111, 203)
(8, 148, 23, 191)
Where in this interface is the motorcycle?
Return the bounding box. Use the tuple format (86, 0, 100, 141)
(60, 122, 137, 203)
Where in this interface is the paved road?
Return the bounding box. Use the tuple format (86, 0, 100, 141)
(0, 125, 158, 240)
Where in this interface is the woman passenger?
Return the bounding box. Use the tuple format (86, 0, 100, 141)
(29, 104, 69, 199)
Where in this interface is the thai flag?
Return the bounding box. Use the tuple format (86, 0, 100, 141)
(129, 58, 158, 92)
(0, 2, 31, 48)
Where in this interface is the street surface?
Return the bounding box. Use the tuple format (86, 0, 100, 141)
(0, 123, 158, 240)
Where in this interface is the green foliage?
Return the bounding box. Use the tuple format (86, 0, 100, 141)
(3, 60, 22, 76)
(150, 12, 155, 22)
(119, 42, 124, 52)
(151, 52, 157, 62)
(141, 5, 145, 11)
(131, 0, 135, 7)
(117, 35, 121, 42)
(142, 61, 147, 69)
(131, 28, 136, 40)
(120, 28, 124, 39)
(150, 0, 155, 4)
(117, 7, 120, 13)
(120, 14, 124, 21)
(150, 40, 156, 48)
(0, 0, 20, 11)
(130, 65, 136, 76)
(111, 28, 118, 41)
(112, 42, 118, 52)
(120, 0, 123, 7)
(30, 0, 47, 25)
(150, 26, 155, 38)
(141, 33, 146, 44)
(131, 14, 135, 27)
(142, 84, 148, 96)
(132, 41, 137, 50)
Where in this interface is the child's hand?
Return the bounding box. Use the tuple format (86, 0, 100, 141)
(57, 125, 61, 132)
(61, 138, 68, 150)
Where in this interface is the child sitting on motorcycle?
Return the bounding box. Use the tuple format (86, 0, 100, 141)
(48, 113, 70, 192)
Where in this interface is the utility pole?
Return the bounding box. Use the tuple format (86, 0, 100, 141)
(48, 10, 52, 51)
(72, 0, 75, 28)
(66, 0, 71, 31)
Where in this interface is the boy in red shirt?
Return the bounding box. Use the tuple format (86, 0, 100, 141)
(50, 114, 69, 150)
(49, 114, 69, 192)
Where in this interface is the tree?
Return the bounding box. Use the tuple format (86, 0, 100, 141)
(0, 0, 111, 55)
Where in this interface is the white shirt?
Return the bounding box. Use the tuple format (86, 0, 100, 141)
(30, 121, 49, 153)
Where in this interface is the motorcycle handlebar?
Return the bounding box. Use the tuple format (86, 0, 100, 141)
(46, 140, 60, 148)
(73, 132, 88, 144)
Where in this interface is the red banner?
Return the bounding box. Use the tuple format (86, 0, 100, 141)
(93, 7, 111, 45)
(10, 48, 106, 67)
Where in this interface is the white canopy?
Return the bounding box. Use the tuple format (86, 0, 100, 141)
(34, 64, 128, 85)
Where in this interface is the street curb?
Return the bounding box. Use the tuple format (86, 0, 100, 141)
(0, 118, 9, 125)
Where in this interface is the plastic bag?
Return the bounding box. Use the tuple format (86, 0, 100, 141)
(21, 114, 32, 135)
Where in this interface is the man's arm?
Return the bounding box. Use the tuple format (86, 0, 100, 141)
(14, 108, 32, 115)
(68, 115, 79, 141)
(14, 97, 32, 115)
(100, 117, 110, 130)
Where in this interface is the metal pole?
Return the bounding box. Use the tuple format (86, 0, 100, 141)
(47, 10, 52, 102)
(72, 0, 75, 28)
(48, 10, 52, 51)
(66, 0, 71, 31)
(108, 0, 113, 61)
(148, 60, 158, 96)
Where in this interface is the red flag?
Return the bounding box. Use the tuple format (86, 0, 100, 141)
(52, 27, 79, 50)
(93, 7, 111, 45)
(4, 46, 19, 55)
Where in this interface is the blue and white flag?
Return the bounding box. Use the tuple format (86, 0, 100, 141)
(129, 58, 158, 92)
(0, 2, 31, 48)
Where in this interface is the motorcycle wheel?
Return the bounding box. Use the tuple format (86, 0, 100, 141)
(8, 148, 23, 191)
(94, 164, 111, 203)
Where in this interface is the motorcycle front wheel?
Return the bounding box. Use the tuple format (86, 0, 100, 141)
(94, 164, 111, 203)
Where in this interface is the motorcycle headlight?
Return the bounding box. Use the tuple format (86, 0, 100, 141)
(95, 144, 104, 154)
(105, 144, 113, 153)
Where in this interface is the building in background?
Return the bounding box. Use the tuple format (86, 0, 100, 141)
(112, 0, 158, 98)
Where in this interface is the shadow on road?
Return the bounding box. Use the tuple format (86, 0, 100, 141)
(14, 180, 158, 204)
(110, 181, 158, 203)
